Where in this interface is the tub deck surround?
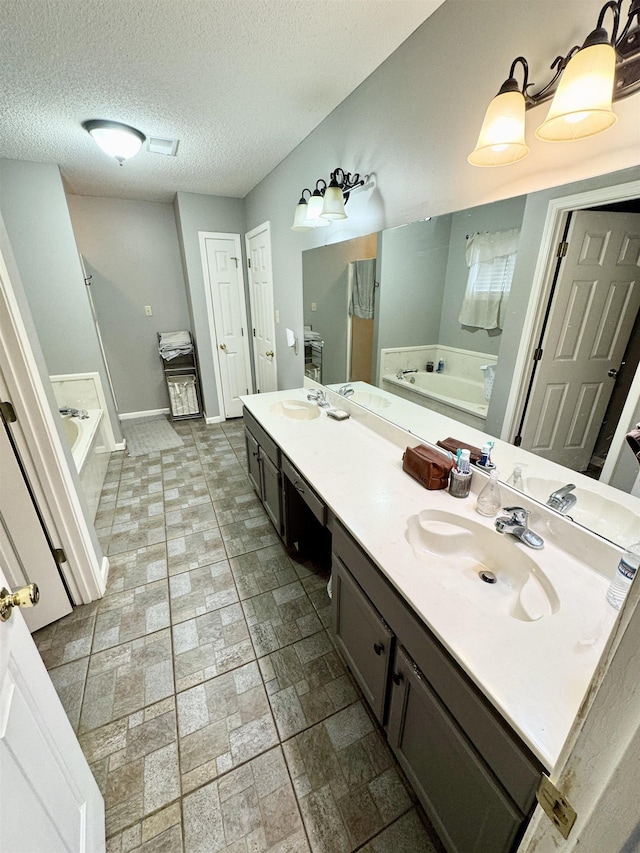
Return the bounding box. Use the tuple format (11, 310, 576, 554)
(241, 386, 619, 771)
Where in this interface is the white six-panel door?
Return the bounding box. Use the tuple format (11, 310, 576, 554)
(245, 222, 277, 393)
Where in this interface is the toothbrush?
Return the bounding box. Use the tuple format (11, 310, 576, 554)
(456, 448, 462, 471)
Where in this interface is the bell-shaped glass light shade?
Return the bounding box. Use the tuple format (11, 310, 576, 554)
(320, 183, 347, 220)
(83, 120, 145, 162)
(468, 88, 529, 167)
(305, 192, 331, 228)
(291, 200, 314, 232)
(535, 41, 617, 141)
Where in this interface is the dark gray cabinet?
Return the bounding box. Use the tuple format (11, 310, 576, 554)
(330, 519, 542, 853)
(243, 408, 283, 537)
(281, 454, 331, 565)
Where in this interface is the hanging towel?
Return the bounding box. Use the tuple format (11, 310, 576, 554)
(349, 259, 376, 319)
(625, 423, 640, 463)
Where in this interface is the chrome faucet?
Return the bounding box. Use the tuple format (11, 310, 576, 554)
(338, 384, 354, 397)
(59, 406, 89, 419)
(396, 369, 418, 380)
(495, 506, 544, 549)
(306, 389, 330, 407)
(546, 484, 577, 514)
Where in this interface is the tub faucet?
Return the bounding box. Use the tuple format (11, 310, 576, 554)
(59, 406, 88, 419)
(306, 389, 330, 407)
(495, 507, 544, 549)
(338, 384, 354, 397)
(396, 369, 418, 380)
(546, 484, 577, 514)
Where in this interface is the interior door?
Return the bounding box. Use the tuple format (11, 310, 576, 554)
(0, 554, 105, 853)
(246, 223, 277, 393)
(0, 397, 72, 631)
(520, 210, 640, 470)
(204, 235, 253, 419)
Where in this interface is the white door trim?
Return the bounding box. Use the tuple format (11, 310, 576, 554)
(245, 221, 278, 392)
(501, 178, 640, 443)
(198, 231, 253, 420)
(0, 243, 107, 603)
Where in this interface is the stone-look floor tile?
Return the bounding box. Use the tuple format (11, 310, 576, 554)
(33, 602, 98, 669)
(108, 518, 166, 556)
(172, 602, 255, 691)
(80, 630, 174, 732)
(104, 544, 168, 595)
(165, 501, 218, 540)
(201, 450, 244, 473)
(161, 457, 204, 483)
(259, 631, 357, 740)
(106, 802, 183, 853)
(306, 584, 333, 629)
(230, 543, 298, 600)
(93, 580, 170, 651)
(242, 581, 322, 657)
(284, 702, 413, 852)
(48, 656, 89, 731)
(177, 661, 278, 793)
(112, 493, 165, 524)
(163, 481, 211, 513)
(359, 810, 440, 853)
(95, 502, 116, 530)
(167, 528, 227, 575)
(80, 698, 179, 838)
(212, 490, 264, 526)
(182, 747, 309, 853)
(116, 475, 164, 504)
(168, 560, 239, 624)
(221, 516, 280, 559)
(205, 470, 252, 500)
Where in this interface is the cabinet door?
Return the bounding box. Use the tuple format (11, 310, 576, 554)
(244, 427, 261, 497)
(332, 556, 393, 724)
(388, 646, 523, 853)
(261, 450, 283, 536)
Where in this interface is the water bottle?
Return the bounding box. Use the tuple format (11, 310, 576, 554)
(606, 542, 640, 610)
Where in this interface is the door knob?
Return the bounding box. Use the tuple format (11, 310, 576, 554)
(608, 368, 618, 377)
(0, 583, 40, 622)
(219, 343, 227, 351)
(266, 351, 274, 358)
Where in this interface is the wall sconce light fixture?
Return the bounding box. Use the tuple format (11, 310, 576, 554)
(468, 0, 640, 166)
(83, 119, 146, 164)
(291, 168, 366, 231)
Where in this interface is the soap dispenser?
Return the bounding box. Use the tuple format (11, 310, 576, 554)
(476, 469, 502, 516)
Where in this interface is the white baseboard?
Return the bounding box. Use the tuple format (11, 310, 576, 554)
(205, 413, 223, 424)
(113, 440, 126, 452)
(119, 408, 170, 421)
(99, 555, 110, 595)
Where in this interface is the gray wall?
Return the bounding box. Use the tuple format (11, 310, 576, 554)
(0, 160, 122, 442)
(67, 195, 191, 415)
(174, 192, 245, 419)
(243, 0, 640, 394)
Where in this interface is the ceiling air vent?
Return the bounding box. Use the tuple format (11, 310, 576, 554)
(147, 137, 179, 156)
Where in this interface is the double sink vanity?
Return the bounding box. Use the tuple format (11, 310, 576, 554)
(241, 381, 620, 853)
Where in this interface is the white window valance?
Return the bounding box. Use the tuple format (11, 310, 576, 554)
(458, 228, 520, 330)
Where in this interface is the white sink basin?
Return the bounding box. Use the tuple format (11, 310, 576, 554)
(269, 399, 320, 420)
(351, 391, 391, 410)
(406, 509, 559, 622)
(523, 477, 640, 547)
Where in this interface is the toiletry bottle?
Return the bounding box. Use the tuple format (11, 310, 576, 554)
(480, 443, 491, 467)
(458, 448, 471, 474)
(507, 464, 525, 490)
(476, 469, 501, 516)
(436, 359, 444, 373)
(606, 542, 640, 610)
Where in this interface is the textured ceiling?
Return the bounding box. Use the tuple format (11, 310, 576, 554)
(1, 0, 445, 202)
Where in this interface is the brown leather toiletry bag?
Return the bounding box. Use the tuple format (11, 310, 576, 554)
(436, 436, 483, 464)
(402, 444, 453, 490)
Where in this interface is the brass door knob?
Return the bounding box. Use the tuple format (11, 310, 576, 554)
(219, 343, 227, 351)
(0, 583, 40, 622)
(266, 351, 274, 357)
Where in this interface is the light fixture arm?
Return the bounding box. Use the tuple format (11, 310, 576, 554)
(329, 168, 365, 204)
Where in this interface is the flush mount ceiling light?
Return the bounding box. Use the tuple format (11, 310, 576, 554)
(468, 0, 640, 167)
(291, 168, 367, 232)
(82, 120, 146, 164)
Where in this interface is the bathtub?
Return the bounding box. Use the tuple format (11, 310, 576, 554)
(60, 409, 109, 520)
(382, 371, 488, 429)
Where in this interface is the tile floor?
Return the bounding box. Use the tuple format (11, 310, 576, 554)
(34, 416, 443, 853)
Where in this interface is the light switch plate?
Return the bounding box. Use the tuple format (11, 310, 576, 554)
(144, 305, 153, 316)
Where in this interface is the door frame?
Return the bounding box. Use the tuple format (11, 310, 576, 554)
(502, 179, 640, 465)
(0, 239, 107, 603)
(199, 231, 253, 421)
(245, 221, 278, 392)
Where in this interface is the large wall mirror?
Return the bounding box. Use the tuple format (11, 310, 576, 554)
(302, 166, 640, 549)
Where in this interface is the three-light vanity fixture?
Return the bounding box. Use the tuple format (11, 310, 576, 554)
(291, 167, 366, 232)
(468, 0, 640, 166)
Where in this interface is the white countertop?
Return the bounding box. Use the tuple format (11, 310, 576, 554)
(240, 386, 620, 771)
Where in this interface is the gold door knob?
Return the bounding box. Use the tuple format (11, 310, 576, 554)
(219, 343, 227, 351)
(0, 583, 40, 622)
(266, 351, 274, 358)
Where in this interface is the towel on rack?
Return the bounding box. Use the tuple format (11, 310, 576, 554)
(348, 259, 376, 319)
(159, 330, 193, 361)
(625, 423, 640, 463)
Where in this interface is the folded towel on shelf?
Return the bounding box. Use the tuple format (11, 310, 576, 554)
(625, 424, 640, 462)
(159, 330, 193, 361)
(304, 330, 323, 342)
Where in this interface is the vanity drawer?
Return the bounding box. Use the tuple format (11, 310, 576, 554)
(242, 407, 280, 468)
(281, 455, 326, 525)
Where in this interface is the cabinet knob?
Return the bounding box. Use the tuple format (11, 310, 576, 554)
(373, 642, 384, 656)
(392, 671, 403, 685)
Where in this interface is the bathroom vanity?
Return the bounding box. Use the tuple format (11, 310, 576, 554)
(241, 385, 619, 853)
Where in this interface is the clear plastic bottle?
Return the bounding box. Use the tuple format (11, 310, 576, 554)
(476, 469, 502, 516)
(606, 542, 640, 610)
(507, 464, 525, 491)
